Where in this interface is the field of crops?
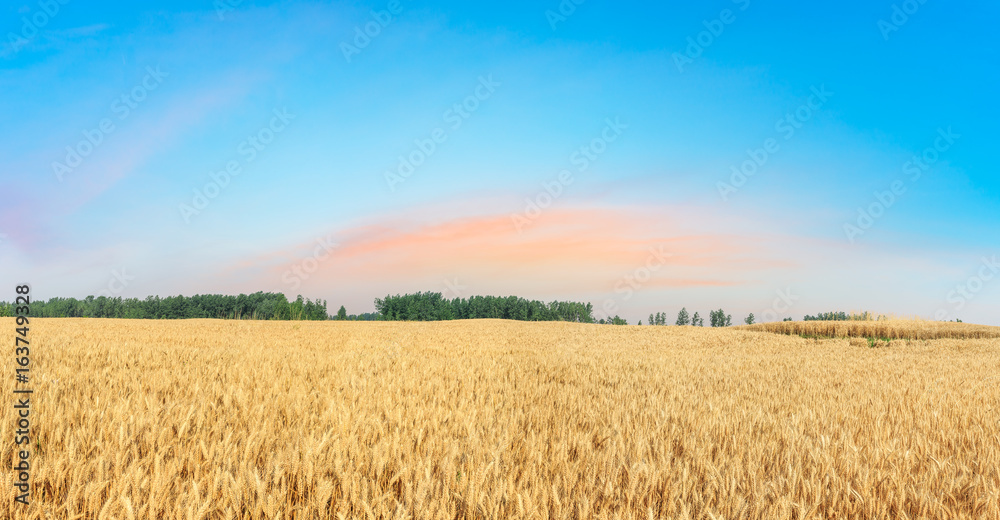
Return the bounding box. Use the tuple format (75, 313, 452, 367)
(2, 318, 998, 519)
(738, 319, 1000, 341)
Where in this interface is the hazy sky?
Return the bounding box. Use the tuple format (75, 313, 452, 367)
(2, 0, 998, 324)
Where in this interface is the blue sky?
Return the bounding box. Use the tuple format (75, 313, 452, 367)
(2, 0, 998, 324)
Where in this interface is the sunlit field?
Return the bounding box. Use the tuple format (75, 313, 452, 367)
(739, 318, 1000, 341)
(2, 318, 999, 519)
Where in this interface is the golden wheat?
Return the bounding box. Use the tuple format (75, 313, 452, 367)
(738, 319, 1000, 341)
(2, 318, 999, 519)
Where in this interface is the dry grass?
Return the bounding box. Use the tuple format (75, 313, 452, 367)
(2, 318, 999, 519)
(738, 319, 1000, 341)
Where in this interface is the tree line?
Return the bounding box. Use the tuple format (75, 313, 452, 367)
(644, 308, 737, 326)
(373, 292, 601, 323)
(333, 306, 381, 321)
(0, 292, 328, 320)
(1, 290, 897, 325)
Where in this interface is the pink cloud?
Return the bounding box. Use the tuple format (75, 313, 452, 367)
(224, 204, 796, 298)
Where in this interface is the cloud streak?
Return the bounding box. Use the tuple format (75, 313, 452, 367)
(224, 205, 796, 300)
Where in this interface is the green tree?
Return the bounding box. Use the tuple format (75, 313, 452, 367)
(675, 307, 690, 326)
(337, 305, 348, 320)
(710, 309, 731, 327)
(745, 313, 755, 325)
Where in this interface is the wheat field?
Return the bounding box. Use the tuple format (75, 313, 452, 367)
(1, 318, 999, 519)
(738, 319, 1000, 341)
